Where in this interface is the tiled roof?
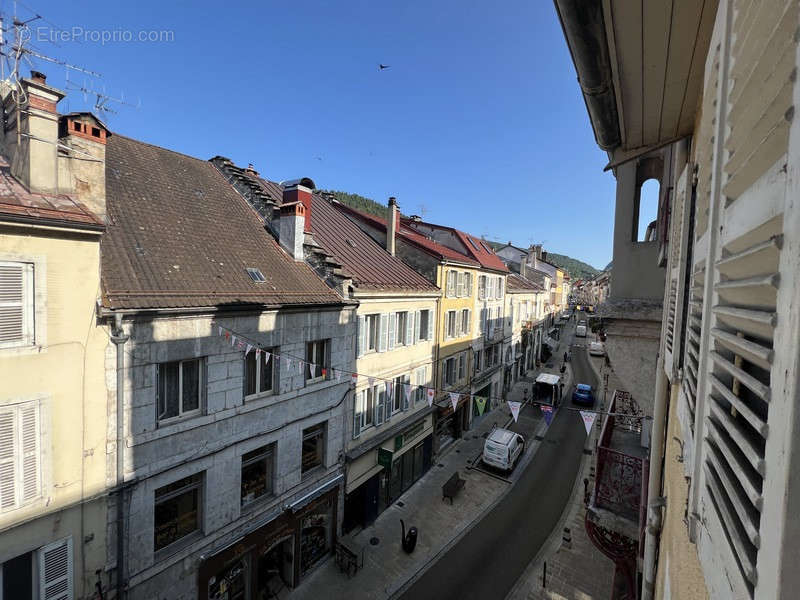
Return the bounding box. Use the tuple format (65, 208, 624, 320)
(507, 272, 543, 292)
(311, 196, 439, 292)
(403, 219, 508, 273)
(335, 204, 480, 266)
(101, 135, 342, 310)
(0, 155, 103, 230)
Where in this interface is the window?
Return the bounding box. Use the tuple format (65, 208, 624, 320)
(0, 400, 41, 512)
(446, 270, 457, 297)
(392, 374, 410, 413)
(458, 353, 466, 380)
(418, 310, 431, 341)
(636, 178, 660, 241)
(154, 473, 202, 551)
(497, 277, 504, 299)
(245, 348, 276, 397)
(353, 385, 379, 437)
(445, 310, 457, 339)
(301, 423, 325, 474)
(241, 444, 275, 505)
(456, 272, 465, 297)
(0, 261, 34, 348)
(414, 367, 428, 405)
(444, 357, 457, 387)
(464, 273, 473, 297)
(396, 311, 410, 346)
(157, 358, 203, 423)
(305, 340, 330, 382)
(478, 275, 486, 300)
(366, 314, 379, 352)
(245, 267, 265, 283)
(460, 309, 471, 336)
(474, 349, 482, 374)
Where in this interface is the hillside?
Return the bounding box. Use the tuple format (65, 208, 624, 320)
(545, 253, 601, 280)
(323, 190, 388, 219)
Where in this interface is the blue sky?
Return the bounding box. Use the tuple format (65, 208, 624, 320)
(20, 0, 629, 269)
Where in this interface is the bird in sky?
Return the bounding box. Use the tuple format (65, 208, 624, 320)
(379, 64, 390, 70)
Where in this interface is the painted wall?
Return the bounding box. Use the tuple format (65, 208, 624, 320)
(436, 264, 480, 398)
(0, 226, 108, 596)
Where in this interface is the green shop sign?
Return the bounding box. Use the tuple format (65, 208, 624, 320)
(377, 447, 393, 469)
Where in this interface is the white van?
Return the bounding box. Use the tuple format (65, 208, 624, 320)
(576, 324, 587, 337)
(483, 428, 525, 471)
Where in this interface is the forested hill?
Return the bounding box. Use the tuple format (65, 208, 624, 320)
(546, 253, 601, 280)
(323, 190, 388, 219)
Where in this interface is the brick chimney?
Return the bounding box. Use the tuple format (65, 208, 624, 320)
(278, 201, 305, 260)
(387, 197, 398, 256)
(59, 112, 109, 222)
(2, 71, 65, 194)
(282, 178, 314, 232)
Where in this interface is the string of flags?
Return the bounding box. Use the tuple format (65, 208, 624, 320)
(214, 323, 651, 420)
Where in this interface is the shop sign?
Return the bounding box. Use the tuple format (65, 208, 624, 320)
(378, 447, 393, 469)
(395, 435, 404, 451)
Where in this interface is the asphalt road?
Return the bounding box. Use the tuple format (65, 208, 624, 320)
(398, 315, 597, 600)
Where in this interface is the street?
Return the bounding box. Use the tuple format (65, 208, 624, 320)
(398, 316, 598, 600)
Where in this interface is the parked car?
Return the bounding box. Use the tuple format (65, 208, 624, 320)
(578, 319, 587, 326)
(483, 428, 525, 471)
(572, 383, 595, 406)
(575, 324, 587, 337)
(589, 341, 605, 356)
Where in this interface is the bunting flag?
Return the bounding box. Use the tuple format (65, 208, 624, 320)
(321, 368, 327, 378)
(541, 404, 554, 426)
(351, 373, 358, 386)
(262, 351, 269, 365)
(580, 411, 597, 436)
(475, 396, 487, 416)
(230, 334, 237, 346)
(426, 387, 435, 407)
(508, 401, 521, 423)
(217, 325, 225, 336)
(335, 369, 342, 382)
(449, 392, 460, 413)
(404, 384, 413, 404)
(308, 362, 316, 378)
(245, 344, 253, 355)
(274, 355, 280, 363)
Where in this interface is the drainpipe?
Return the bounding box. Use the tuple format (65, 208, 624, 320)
(642, 352, 669, 600)
(110, 313, 129, 600)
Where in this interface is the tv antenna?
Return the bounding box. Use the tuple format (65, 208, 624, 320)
(65, 74, 141, 116)
(417, 204, 427, 219)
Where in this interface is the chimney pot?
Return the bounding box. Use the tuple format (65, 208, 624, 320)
(282, 179, 314, 232)
(30, 70, 46, 84)
(387, 197, 398, 256)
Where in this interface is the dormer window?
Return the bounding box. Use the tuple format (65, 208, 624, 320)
(246, 268, 265, 283)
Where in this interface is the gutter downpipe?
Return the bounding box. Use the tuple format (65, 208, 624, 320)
(642, 353, 669, 599)
(110, 313, 129, 599)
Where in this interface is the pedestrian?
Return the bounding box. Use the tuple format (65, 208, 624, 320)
(563, 351, 568, 363)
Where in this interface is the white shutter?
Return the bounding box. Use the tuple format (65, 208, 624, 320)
(38, 537, 73, 600)
(353, 392, 362, 438)
(0, 262, 32, 346)
(357, 315, 365, 357)
(465, 273, 472, 297)
(21, 402, 40, 502)
(457, 273, 465, 297)
(414, 310, 421, 343)
(466, 310, 471, 334)
(0, 409, 16, 511)
(388, 313, 396, 350)
(378, 314, 388, 353)
(428, 312, 434, 340)
(405, 311, 413, 345)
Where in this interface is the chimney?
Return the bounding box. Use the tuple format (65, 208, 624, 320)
(387, 197, 398, 256)
(520, 257, 527, 278)
(282, 178, 315, 232)
(59, 112, 109, 222)
(3, 71, 65, 194)
(278, 201, 305, 261)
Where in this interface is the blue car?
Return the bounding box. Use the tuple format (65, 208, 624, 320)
(572, 383, 595, 406)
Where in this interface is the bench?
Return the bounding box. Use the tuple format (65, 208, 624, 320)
(442, 471, 466, 504)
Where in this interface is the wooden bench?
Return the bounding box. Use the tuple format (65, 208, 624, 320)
(442, 471, 466, 504)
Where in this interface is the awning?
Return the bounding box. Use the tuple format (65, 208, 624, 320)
(536, 373, 561, 386)
(287, 473, 343, 513)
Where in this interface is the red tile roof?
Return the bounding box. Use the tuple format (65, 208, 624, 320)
(0, 155, 103, 230)
(335, 204, 480, 267)
(404, 219, 509, 273)
(101, 135, 342, 310)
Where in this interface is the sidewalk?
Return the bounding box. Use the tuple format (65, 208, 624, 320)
(291, 366, 567, 600)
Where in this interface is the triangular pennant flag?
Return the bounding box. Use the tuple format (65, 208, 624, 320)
(298, 360, 304, 374)
(351, 373, 358, 386)
(218, 325, 225, 336)
(426, 387, 435, 407)
(449, 392, 460, 412)
(580, 411, 597, 436)
(508, 401, 521, 423)
(230, 334, 237, 346)
(541, 405, 553, 426)
(255, 348, 262, 359)
(308, 362, 315, 377)
(321, 368, 327, 378)
(475, 396, 487, 416)
(335, 369, 342, 382)
(404, 384, 413, 403)
(245, 344, 253, 355)
(225, 331, 231, 340)
(262, 351, 270, 365)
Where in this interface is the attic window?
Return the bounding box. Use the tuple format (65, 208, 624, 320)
(480, 242, 492, 253)
(246, 268, 265, 283)
(73, 121, 82, 132)
(467, 238, 480, 251)
(91, 127, 101, 137)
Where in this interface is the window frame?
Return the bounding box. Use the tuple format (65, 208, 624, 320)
(244, 347, 277, 399)
(305, 340, 331, 384)
(0, 260, 35, 349)
(156, 358, 205, 425)
(445, 310, 457, 339)
(418, 309, 430, 341)
(301, 422, 326, 475)
(153, 472, 203, 553)
(366, 314, 380, 352)
(240, 443, 275, 507)
(396, 311, 409, 346)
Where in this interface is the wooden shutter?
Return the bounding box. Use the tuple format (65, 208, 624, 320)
(0, 408, 15, 511)
(357, 315, 365, 357)
(378, 314, 388, 353)
(38, 537, 73, 600)
(0, 262, 32, 346)
(388, 313, 396, 350)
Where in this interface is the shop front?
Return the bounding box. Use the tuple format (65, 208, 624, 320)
(434, 392, 470, 453)
(200, 486, 338, 600)
(343, 416, 434, 533)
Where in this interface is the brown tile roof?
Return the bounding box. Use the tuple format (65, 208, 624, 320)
(0, 155, 103, 230)
(334, 204, 480, 267)
(404, 219, 509, 273)
(101, 135, 342, 310)
(507, 272, 543, 292)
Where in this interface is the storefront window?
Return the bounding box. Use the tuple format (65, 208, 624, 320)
(208, 556, 248, 600)
(300, 503, 333, 577)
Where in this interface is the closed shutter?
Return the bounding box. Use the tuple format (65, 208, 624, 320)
(466, 310, 471, 334)
(682, 261, 705, 435)
(428, 312, 434, 341)
(414, 310, 421, 343)
(388, 313, 396, 350)
(21, 402, 40, 502)
(378, 314, 388, 353)
(0, 262, 32, 346)
(38, 537, 73, 600)
(353, 392, 362, 438)
(357, 316, 365, 357)
(0, 408, 15, 511)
